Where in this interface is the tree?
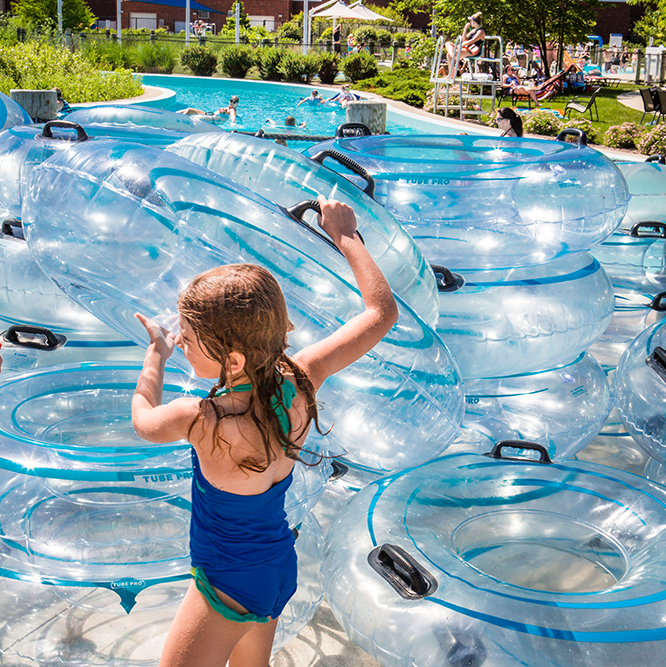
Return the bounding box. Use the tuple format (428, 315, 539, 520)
(224, 2, 252, 32)
(628, 2, 666, 45)
(11, 0, 96, 31)
(431, 0, 600, 75)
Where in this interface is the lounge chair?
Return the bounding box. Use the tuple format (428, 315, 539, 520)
(499, 65, 574, 108)
(639, 88, 658, 125)
(564, 86, 601, 121)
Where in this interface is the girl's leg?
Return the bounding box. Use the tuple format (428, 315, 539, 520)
(159, 582, 255, 667)
(228, 617, 279, 667)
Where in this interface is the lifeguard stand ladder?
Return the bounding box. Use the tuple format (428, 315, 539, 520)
(430, 35, 504, 119)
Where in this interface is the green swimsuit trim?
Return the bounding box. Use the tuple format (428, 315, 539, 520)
(191, 567, 270, 624)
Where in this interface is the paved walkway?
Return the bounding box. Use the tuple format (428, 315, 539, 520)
(616, 90, 644, 112)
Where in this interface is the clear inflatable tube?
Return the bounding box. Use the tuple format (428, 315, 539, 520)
(592, 227, 666, 292)
(322, 446, 666, 667)
(66, 105, 224, 135)
(463, 353, 611, 460)
(0, 504, 322, 664)
(0, 361, 330, 527)
(0, 121, 195, 222)
(0, 90, 32, 131)
(22, 141, 464, 474)
(614, 319, 666, 464)
(434, 252, 614, 378)
(588, 289, 666, 372)
(304, 134, 629, 270)
(166, 132, 439, 325)
(617, 160, 666, 228)
(0, 233, 141, 368)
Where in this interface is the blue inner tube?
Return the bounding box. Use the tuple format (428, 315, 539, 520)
(323, 447, 666, 667)
(305, 134, 630, 270)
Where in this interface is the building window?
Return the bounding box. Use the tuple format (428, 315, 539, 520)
(198, 10, 209, 19)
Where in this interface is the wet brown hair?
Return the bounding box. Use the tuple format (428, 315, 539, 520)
(178, 264, 321, 472)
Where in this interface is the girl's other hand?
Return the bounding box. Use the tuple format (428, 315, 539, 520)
(135, 313, 175, 359)
(316, 195, 358, 247)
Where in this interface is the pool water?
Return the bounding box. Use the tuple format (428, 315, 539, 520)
(139, 74, 465, 138)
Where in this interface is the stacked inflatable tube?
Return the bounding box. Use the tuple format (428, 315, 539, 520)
(592, 224, 666, 292)
(0, 91, 31, 131)
(304, 134, 630, 270)
(463, 353, 611, 460)
(22, 141, 464, 474)
(433, 253, 613, 378)
(166, 132, 439, 325)
(66, 105, 224, 135)
(322, 444, 666, 667)
(0, 361, 330, 527)
(0, 231, 141, 368)
(615, 319, 666, 464)
(0, 121, 196, 222)
(617, 158, 666, 228)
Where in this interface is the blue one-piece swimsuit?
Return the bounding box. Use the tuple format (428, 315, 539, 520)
(189, 381, 298, 621)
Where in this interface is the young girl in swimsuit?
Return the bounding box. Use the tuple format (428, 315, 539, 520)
(132, 195, 399, 667)
(442, 11, 485, 78)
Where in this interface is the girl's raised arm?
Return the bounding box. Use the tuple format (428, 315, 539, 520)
(293, 196, 399, 391)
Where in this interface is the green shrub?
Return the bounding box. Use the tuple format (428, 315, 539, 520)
(355, 68, 431, 107)
(406, 34, 436, 70)
(392, 33, 407, 47)
(81, 40, 134, 70)
(278, 51, 320, 83)
(522, 112, 564, 136)
(320, 27, 333, 41)
(637, 124, 666, 155)
(353, 27, 378, 45)
(133, 42, 177, 74)
(561, 118, 600, 144)
(603, 122, 647, 150)
(277, 21, 302, 41)
(181, 45, 218, 76)
(0, 41, 142, 102)
(218, 45, 254, 78)
(376, 29, 393, 46)
(341, 51, 378, 82)
(256, 47, 284, 81)
(317, 51, 339, 84)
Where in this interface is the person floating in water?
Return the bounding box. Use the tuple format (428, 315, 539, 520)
(327, 84, 359, 107)
(178, 95, 239, 122)
(297, 90, 325, 107)
(266, 115, 307, 129)
(132, 196, 398, 667)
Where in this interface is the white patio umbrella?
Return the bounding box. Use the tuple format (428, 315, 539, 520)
(348, 1, 394, 22)
(310, 0, 368, 46)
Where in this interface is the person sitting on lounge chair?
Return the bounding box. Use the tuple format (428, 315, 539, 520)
(502, 65, 540, 106)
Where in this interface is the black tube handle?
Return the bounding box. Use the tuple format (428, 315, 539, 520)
(646, 154, 666, 164)
(368, 544, 438, 600)
(283, 199, 365, 252)
(329, 459, 349, 481)
(556, 128, 588, 147)
(41, 120, 89, 142)
(630, 221, 666, 238)
(1, 218, 24, 239)
(1, 325, 66, 351)
(431, 264, 464, 292)
(485, 440, 553, 464)
(650, 292, 666, 311)
(335, 122, 372, 138)
(309, 149, 376, 199)
(646, 346, 666, 382)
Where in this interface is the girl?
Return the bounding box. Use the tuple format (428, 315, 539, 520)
(496, 107, 523, 137)
(442, 12, 485, 78)
(132, 196, 399, 667)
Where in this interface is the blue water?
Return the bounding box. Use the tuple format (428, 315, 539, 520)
(139, 74, 475, 138)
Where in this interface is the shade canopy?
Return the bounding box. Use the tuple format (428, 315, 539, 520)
(310, 1, 367, 20)
(349, 1, 394, 22)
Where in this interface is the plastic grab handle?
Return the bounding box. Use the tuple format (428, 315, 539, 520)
(309, 149, 376, 199)
(283, 200, 365, 253)
(335, 122, 372, 138)
(41, 120, 89, 142)
(646, 346, 666, 383)
(646, 154, 666, 164)
(630, 221, 666, 238)
(329, 459, 349, 481)
(485, 440, 553, 464)
(431, 264, 464, 292)
(368, 544, 438, 600)
(556, 128, 588, 147)
(1, 325, 66, 351)
(1, 218, 24, 239)
(650, 292, 666, 312)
